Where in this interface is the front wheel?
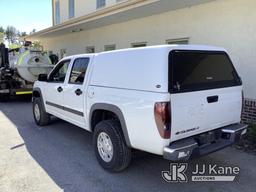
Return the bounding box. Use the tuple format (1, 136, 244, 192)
(33, 97, 50, 126)
(93, 120, 132, 172)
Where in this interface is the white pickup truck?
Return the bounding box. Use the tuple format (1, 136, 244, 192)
(32, 45, 247, 172)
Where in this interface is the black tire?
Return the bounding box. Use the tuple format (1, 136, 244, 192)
(32, 97, 50, 126)
(93, 120, 132, 172)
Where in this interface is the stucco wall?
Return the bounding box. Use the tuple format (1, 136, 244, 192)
(60, 0, 69, 22)
(35, 0, 256, 99)
(75, 0, 95, 18)
(55, 0, 128, 23)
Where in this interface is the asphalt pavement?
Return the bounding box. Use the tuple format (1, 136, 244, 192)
(0, 99, 255, 192)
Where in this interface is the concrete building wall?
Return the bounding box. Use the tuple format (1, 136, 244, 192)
(35, 0, 256, 99)
(59, 0, 69, 23)
(53, 0, 128, 24)
(75, 0, 97, 18)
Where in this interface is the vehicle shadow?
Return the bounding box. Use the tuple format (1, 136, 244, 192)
(1, 101, 255, 192)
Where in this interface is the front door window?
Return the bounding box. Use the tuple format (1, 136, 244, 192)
(48, 60, 70, 83)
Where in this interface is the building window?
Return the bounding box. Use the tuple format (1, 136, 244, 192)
(69, 0, 75, 19)
(166, 38, 189, 45)
(86, 46, 95, 53)
(97, 0, 106, 9)
(55, 0, 60, 24)
(131, 42, 147, 48)
(60, 49, 67, 58)
(104, 44, 116, 51)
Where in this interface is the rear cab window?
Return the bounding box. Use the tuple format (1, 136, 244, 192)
(169, 50, 242, 93)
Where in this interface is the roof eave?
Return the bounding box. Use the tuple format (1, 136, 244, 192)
(26, 0, 158, 39)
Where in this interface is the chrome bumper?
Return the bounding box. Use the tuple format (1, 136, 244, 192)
(163, 123, 248, 161)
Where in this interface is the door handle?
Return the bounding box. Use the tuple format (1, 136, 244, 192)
(57, 86, 63, 92)
(207, 95, 219, 103)
(75, 89, 83, 96)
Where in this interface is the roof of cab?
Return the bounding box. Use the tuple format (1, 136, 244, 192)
(97, 44, 227, 56)
(60, 44, 227, 61)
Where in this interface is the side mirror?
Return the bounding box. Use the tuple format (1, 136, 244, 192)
(38, 74, 48, 82)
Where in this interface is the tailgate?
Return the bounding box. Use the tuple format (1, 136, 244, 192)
(170, 86, 242, 142)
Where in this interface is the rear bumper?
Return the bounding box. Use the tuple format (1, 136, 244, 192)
(11, 88, 32, 96)
(0, 88, 33, 96)
(163, 123, 248, 161)
(0, 89, 9, 94)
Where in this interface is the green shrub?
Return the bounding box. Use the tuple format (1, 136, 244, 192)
(248, 124, 256, 143)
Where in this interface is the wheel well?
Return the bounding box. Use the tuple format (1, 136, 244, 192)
(91, 109, 119, 132)
(32, 90, 41, 98)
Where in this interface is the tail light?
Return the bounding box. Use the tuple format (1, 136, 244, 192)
(154, 102, 171, 139)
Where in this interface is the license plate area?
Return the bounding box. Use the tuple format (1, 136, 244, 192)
(194, 130, 222, 146)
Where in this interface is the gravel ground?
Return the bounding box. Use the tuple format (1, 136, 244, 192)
(0, 100, 256, 192)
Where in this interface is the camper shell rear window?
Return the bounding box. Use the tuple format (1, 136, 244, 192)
(169, 50, 242, 93)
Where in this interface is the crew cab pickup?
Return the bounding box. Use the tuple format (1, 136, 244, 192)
(32, 45, 247, 172)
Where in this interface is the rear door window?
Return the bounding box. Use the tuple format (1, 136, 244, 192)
(169, 50, 241, 93)
(69, 58, 90, 84)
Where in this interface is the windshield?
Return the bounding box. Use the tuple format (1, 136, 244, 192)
(169, 50, 242, 93)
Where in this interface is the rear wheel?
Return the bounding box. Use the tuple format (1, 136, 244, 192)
(93, 120, 132, 172)
(33, 97, 50, 126)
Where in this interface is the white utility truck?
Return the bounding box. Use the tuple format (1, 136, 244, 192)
(32, 45, 247, 172)
(0, 43, 54, 101)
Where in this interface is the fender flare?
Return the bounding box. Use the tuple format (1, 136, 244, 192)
(32, 87, 43, 100)
(89, 103, 132, 147)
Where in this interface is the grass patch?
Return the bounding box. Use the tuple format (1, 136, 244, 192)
(236, 124, 256, 153)
(248, 124, 256, 143)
